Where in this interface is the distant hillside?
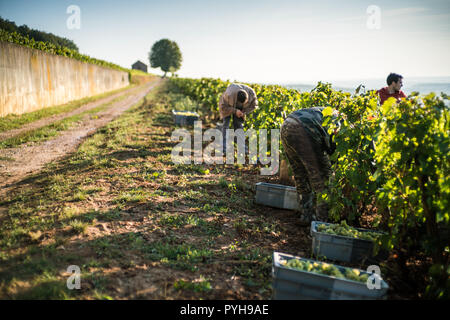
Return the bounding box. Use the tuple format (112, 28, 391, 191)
(0, 16, 78, 51)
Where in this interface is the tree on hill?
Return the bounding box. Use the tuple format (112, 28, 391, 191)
(149, 39, 182, 77)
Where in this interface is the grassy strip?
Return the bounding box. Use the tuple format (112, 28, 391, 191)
(0, 81, 277, 300)
(129, 69, 150, 77)
(0, 84, 137, 133)
(0, 91, 155, 299)
(0, 91, 135, 149)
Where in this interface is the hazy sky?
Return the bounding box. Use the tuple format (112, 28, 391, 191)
(1, 0, 449, 84)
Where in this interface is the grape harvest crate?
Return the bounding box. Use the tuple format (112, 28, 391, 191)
(272, 252, 389, 300)
(310, 221, 386, 263)
(255, 182, 298, 210)
(172, 110, 200, 126)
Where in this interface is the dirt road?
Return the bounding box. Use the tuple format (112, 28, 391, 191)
(0, 80, 161, 195)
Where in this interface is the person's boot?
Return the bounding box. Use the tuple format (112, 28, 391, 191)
(298, 192, 317, 226)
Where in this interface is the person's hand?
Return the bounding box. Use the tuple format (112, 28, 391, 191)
(236, 110, 244, 118)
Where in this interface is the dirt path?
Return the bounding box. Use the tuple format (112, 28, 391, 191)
(0, 80, 161, 195)
(0, 85, 143, 142)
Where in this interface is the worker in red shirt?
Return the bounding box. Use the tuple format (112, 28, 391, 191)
(377, 73, 407, 105)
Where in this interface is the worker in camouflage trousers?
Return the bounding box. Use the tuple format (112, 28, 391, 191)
(280, 106, 337, 226)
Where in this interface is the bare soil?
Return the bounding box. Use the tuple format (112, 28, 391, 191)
(0, 80, 160, 195)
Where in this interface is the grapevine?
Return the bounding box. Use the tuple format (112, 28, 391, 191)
(0, 29, 128, 72)
(170, 76, 449, 298)
(316, 221, 381, 241)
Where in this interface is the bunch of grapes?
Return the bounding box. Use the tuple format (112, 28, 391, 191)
(344, 268, 369, 283)
(280, 258, 369, 283)
(175, 111, 199, 116)
(316, 221, 380, 241)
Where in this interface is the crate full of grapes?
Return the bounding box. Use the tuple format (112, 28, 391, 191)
(272, 252, 389, 300)
(255, 182, 298, 210)
(310, 221, 386, 263)
(172, 110, 200, 126)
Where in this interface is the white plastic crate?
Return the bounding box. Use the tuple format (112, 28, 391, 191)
(272, 252, 389, 300)
(255, 182, 298, 210)
(172, 110, 199, 126)
(310, 221, 386, 263)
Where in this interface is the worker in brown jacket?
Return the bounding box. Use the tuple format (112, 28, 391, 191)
(219, 83, 258, 154)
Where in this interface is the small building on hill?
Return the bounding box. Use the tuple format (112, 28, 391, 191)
(131, 60, 148, 73)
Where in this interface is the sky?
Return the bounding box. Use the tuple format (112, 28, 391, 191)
(1, 0, 449, 85)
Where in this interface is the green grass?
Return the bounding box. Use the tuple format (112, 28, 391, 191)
(158, 212, 222, 236)
(173, 276, 212, 292)
(0, 156, 15, 161)
(0, 84, 136, 133)
(0, 86, 154, 250)
(14, 277, 72, 300)
(145, 241, 214, 272)
(129, 69, 151, 77)
(68, 219, 90, 234)
(0, 81, 284, 300)
(228, 248, 272, 291)
(113, 188, 154, 205)
(0, 85, 165, 299)
(0, 93, 132, 149)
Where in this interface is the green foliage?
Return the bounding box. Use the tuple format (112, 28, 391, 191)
(316, 221, 381, 241)
(425, 263, 450, 299)
(0, 29, 127, 72)
(146, 242, 213, 271)
(170, 76, 450, 297)
(169, 77, 347, 158)
(0, 16, 78, 51)
(323, 90, 449, 298)
(173, 276, 212, 292)
(149, 39, 182, 76)
(321, 89, 380, 223)
(374, 94, 449, 298)
(68, 219, 89, 234)
(375, 94, 449, 250)
(172, 94, 198, 112)
(170, 77, 305, 125)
